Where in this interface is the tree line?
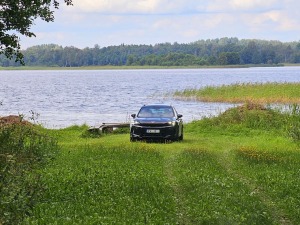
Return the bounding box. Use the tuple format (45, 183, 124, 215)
(1, 37, 300, 67)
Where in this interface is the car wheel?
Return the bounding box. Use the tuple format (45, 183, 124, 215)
(178, 133, 183, 141)
(178, 127, 183, 141)
(130, 135, 135, 142)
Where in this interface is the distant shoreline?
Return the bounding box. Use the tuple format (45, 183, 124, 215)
(1, 63, 297, 71)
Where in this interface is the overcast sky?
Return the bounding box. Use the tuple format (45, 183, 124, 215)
(20, 0, 300, 49)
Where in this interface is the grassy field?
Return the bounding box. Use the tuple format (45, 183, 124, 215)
(2, 103, 300, 224)
(174, 82, 300, 104)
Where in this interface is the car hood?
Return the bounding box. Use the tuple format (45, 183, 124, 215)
(135, 117, 174, 124)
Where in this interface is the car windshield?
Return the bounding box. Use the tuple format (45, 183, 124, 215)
(137, 106, 175, 118)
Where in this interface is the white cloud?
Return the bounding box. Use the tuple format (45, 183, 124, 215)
(206, 0, 282, 12)
(263, 11, 299, 31)
(71, 0, 163, 13)
(237, 9, 300, 33)
(20, 0, 300, 49)
(229, 0, 278, 10)
(203, 14, 232, 28)
(69, 0, 210, 14)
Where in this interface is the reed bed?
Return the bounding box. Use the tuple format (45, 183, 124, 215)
(174, 82, 300, 103)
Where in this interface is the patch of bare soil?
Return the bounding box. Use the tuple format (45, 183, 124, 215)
(0, 115, 32, 127)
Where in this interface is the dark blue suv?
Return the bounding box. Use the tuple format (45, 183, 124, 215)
(130, 104, 183, 142)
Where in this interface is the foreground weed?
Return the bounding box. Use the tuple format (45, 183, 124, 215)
(235, 146, 300, 224)
(0, 123, 58, 225)
(172, 148, 275, 224)
(236, 146, 284, 164)
(24, 143, 177, 224)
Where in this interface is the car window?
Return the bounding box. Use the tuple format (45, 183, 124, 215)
(138, 106, 175, 118)
(138, 108, 153, 117)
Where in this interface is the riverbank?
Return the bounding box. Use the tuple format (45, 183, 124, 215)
(0, 63, 289, 70)
(1, 103, 300, 224)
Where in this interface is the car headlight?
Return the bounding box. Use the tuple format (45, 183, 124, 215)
(168, 121, 176, 126)
(133, 120, 140, 125)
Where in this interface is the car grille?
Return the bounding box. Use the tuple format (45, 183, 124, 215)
(132, 125, 176, 138)
(139, 122, 170, 127)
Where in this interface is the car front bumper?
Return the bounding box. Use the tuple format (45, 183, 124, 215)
(130, 124, 178, 140)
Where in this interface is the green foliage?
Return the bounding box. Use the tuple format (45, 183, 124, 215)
(128, 53, 208, 66)
(187, 102, 300, 145)
(218, 52, 240, 65)
(81, 128, 102, 138)
(0, 1, 72, 64)
(0, 123, 59, 225)
(2, 38, 300, 66)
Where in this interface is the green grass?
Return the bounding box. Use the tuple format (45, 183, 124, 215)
(174, 82, 300, 103)
(2, 104, 300, 224)
(24, 144, 177, 224)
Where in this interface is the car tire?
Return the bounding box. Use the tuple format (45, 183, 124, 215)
(178, 127, 183, 141)
(179, 134, 183, 141)
(130, 136, 136, 142)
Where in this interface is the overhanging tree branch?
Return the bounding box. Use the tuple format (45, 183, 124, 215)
(0, 0, 73, 64)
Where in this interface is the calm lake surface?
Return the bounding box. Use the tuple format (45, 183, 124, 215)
(1, 67, 300, 128)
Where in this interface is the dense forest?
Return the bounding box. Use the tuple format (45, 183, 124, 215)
(1, 37, 300, 67)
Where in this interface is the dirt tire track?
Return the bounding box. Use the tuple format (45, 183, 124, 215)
(215, 149, 292, 225)
(162, 149, 192, 225)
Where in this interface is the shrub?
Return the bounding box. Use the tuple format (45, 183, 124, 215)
(0, 119, 58, 225)
(186, 102, 291, 138)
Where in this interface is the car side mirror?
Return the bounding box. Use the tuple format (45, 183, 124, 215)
(177, 114, 183, 118)
(131, 114, 136, 118)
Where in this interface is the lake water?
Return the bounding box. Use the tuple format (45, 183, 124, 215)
(1, 67, 300, 128)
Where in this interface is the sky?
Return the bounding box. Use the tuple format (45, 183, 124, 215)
(20, 0, 300, 49)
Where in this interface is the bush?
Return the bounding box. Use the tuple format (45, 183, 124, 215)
(187, 103, 289, 135)
(0, 120, 58, 225)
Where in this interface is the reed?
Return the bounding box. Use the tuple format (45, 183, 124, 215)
(174, 82, 300, 103)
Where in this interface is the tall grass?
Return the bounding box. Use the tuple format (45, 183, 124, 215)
(173, 148, 275, 224)
(174, 82, 300, 103)
(188, 102, 300, 143)
(24, 143, 178, 224)
(234, 145, 300, 223)
(0, 122, 58, 225)
(183, 103, 300, 224)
